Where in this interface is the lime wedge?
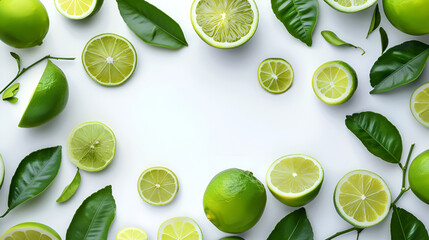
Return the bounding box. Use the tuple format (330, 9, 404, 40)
(411, 82, 429, 128)
(158, 217, 203, 240)
(0, 154, 4, 189)
(258, 58, 294, 94)
(137, 167, 179, 206)
(312, 60, 357, 105)
(54, 0, 104, 20)
(0, 222, 61, 240)
(266, 154, 324, 207)
(324, 0, 377, 12)
(116, 227, 148, 240)
(67, 121, 116, 172)
(191, 0, 259, 48)
(82, 33, 137, 86)
(334, 170, 391, 228)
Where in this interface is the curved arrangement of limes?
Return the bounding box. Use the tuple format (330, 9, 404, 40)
(258, 58, 294, 94)
(324, 0, 377, 13)
(158, 217, 203, 240)
(137, 167, 179, 206)
(54, 0, 104, 20)
(116, 227, 148, 240)
(410, 82, 429, 128)
(0, 222, 61, 240)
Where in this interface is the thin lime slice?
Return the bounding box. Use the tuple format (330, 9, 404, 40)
(158, 217, 203, 240)
(266, 154, 323, 207)
(0, 154, 4, 189)
(82, 33, 137, 86)
(191, 0, 259, 48)
(324, 0, 377, 13)
(312, 60, 357, 105)
(258, 58, 294, 94)
(411, 82, 429, 128)
(54, 0, 103, 20)
(137, 167, 179, 206)
(67, 121, 116, 172)
(0, 222, 61, 240)
(116, 227, 148, 240)
(334, 170, 391, 228)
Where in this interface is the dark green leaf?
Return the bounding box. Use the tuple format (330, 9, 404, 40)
(345, 112, 402, 164)
(2, 83, 19, 102)
(4, 97, 18, 104)
(10, 52, 21, 72)
(57, 168, 81, 203)
(271, 0, 318, 46)
(66, 185, 116, 240)
(366, 4, 381, 38)
(116, 0, 187, 49)
(380, 27, 389, 54)
(1, 146, 62, 217)
(370, 41, 429, 94)
(321, 30, 365, 55)
(391, 206, 429, 240)
(267, 208, 313, 240)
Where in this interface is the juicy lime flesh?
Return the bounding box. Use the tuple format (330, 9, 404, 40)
(117, 227, 147, 240)
(57, 0, 94, 16)
(161, 221, 200, 240)
(333, 0, 367, 7)
(139, 168, 178, 205)
(258, 59, 293, 93)
(413, 85, 429, 124)
(4, 230, 54, 240)
(195, 0, 254, 43)
(315, 66, 349, 99)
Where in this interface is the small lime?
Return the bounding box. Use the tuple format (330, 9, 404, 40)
(158, 217, 203, 240)
(258, 58, 294, 94)
(137, 167, 179, 206)
(116, 227, 148, 240)
(409, 149, 429, 204)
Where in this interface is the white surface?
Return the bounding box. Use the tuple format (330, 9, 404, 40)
(0, 0, 428, 239)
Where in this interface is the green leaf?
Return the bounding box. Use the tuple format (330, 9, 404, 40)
(116, 0, 187, 49)
(370, 40, 429, 94)
(66, 185, 116, 240)
(2, 83, 19, 102)
(321, 30, 365, 55)
(57, 168, 81, 203)
(366, 4, 381, 38)
(271, 0, 318, 47)
(267, 208, 313, 240)
(2, 146, 62, 217)
(10, 52, 21, 72)
(391, 206, 429, 240)
(380, 27, 389, 54)
(345, 112, 402, 164)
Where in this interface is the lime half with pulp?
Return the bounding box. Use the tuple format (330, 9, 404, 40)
(258, 58, 294, 94)
(410, 82, 429, 128)
(0, 222, 61, 240)
(137, 167, 179, 206)
(158, 217, 203, 240)
(116, 227, 148, 240)
(55, 0, 104, 20)
(324, 0, 377, 12)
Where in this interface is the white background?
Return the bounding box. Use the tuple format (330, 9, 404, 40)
(0, 0, 429, 239)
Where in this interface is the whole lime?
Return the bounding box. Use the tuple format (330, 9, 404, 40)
(383, 0, 429, 35)
(219, 237, 245, 240)
(203, 168, 266, 233)
(409, 149, 429, 204)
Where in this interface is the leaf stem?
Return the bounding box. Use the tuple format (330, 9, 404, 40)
(392, 144, 415, 206)
(325, 227, 363, 240)
(0, 55, 75, 95)
(0, 209, 10, 218)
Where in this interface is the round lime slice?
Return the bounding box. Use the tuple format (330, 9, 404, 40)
(158, 217, 203, 240)
(54, 0, 104, 20)
(410, 82, 429, 128)
(258, 58, 294, 94)
(137, 167, 179, 206)
(116, 227, 148, 240)
(324, 0, 377, 12)
(0, 222, 61, 240)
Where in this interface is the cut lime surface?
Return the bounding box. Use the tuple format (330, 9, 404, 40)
(266, 154, 323, 207)
(67, 121, 116, 172)
(54, 0, 103, 20)
(137, 167, 179, 206)
(410, 82, 429, 128)
(258, 58, 294, 94)
(0, 222, 61, 240)
(191, 0, 259, 48)
(312, 60, 357, 105)
(82, 33, 137, 86)
(116, 227, 148, 240)
(334, 170, 391, 228)
(324, 0, 377, 12)
(0, 154, 4, 189)
(158, 217, 203, 240)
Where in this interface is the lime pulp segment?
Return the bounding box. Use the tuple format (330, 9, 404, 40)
(158, 217, 202, 240)
(258, 58, 294, 94)
(116, 227, 148, 240)
(411, 82, 429, 128)
(138, 167, 179, 206)
(55, 0, 98, 19)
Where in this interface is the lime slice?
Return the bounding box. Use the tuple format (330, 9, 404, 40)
(158, 217, 203, 240)
(324, 0, 377, 13)
(54, 0, 104, 20)
(334, 170, 392, 228)
(191, 0, 259, 48)
(0, 222, 61, 240)
(312, 60, 357, 105)
(82, 33, 137, 86)
(116, 227, 148, 240)
(258, 58, 294, 94)
(67, 121, 116, 172)
(137, 167, 179, 206)
(0, 154, 4, 189)
(410, 82, 429, 128)
(266, 154, 324, 207)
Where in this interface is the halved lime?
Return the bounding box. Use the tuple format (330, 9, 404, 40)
(137, 167, 179, 206)
(158, 217, 203, 240)
(334, 170, 391, 228)
(0, 222, 61, 240)
(266, 154, 323, 207)
(54, 0, 104, 20)
(258, 58, 294, 94)
(116, 227, 148, 240)
(191, 0, 259, 48)
(410, 82, 429, 128)
(312, 60, 357, 105)
(324, 0, 377, 13)
(0, 154, 4, 189)
(67, 121, 116, 172)
(82, 33, 137, 86)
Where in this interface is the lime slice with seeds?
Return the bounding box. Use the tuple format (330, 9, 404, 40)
(324, 0, 377, 13)
(258, 58, 294, 94)
(0, 222, 61, 240)
(116, 227, 148, 240)
(137, 167, 179, 206)
(158, 217, 203, 240)
(410, 82, 429, 128)
(312, 60, 357, 105)
(67, 121, 116, 172)
(82, 33, 137, 86)
(54, 0, 104, 20)
(191, 0, 259, 48)
(266, 154, 324, 207)
(334, 170, 392, 228)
